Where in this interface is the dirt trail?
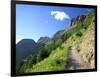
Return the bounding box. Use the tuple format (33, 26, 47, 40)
(67, 45, 88, 70)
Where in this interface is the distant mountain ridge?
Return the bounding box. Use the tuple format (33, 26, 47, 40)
(16, 37, 51, 63)
(16, 39, 38, 63)
(53, 30, 64, 39)
(37, 37, 50, 44)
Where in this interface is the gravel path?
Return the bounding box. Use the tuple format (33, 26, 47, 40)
(67, 45, 88, 70)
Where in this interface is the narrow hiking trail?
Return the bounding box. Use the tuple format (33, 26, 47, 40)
(67, 45, 88, 70)
(67, 22, 95, 70)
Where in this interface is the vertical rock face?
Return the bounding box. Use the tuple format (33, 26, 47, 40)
(70, 14, 87, 27)
(16, 39, 38, 63)
(70, 18, 76, 26)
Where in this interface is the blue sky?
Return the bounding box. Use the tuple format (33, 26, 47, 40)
(16, 4, 91, 43)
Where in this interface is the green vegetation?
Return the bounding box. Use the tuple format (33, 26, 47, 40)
(31, 46, 69, 72)
(16, 10, 95, 74)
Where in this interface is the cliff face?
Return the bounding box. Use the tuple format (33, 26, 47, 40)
(70, 14, 87, 27)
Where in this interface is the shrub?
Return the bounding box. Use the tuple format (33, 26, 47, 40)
(37, 46, 50, 62)
(55, 59, 61, 65)
(60, 45, 64, 50)
(76, 31, 83, 37)
(54, 39, 63, 48)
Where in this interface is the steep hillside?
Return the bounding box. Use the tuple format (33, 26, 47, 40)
(67, 18, 95, 70)
(16, 10, 96, 73)
(79, 20, 95, 68)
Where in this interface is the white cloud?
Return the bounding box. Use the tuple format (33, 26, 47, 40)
(51, 11, 70, 21)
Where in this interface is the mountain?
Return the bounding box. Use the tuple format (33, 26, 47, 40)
(16, 10, 96, 73)
(16, 39, 38, 63)
(53, 30, 65, 39)
(37, 37, 50, 44)
(70, 14, 86, 27)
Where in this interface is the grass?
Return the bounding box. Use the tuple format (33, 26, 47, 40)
(29, 42, 70, 72)
(16, 10, 95, 73)
(28, 12, 94, 72)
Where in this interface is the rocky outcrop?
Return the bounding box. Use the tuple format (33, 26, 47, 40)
(70, 14, 86, 27)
